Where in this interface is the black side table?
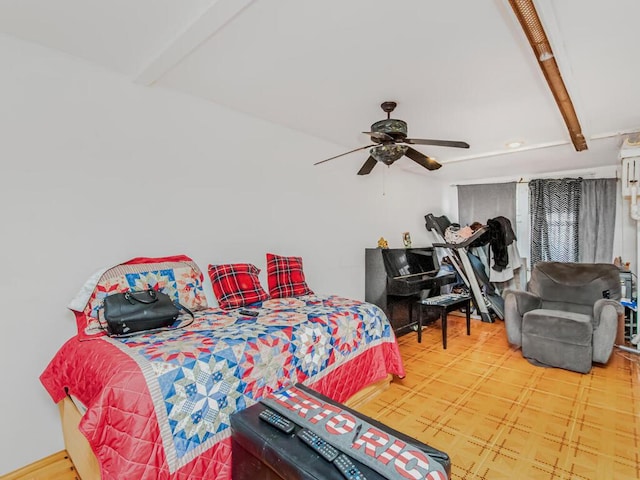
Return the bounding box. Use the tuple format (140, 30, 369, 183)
(416, 295, 472, 349)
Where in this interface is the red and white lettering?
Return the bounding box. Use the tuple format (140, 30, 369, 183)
(353, 427, 389, 458)
(393, 449, 432, 480)
(324, 413, 356, 435)
(426, 471, 447, 480)
(377, 439, 406, 466)
(309, 403, 342, 424)
(376, 439, 438, 480)
(273, 387, 324, 419)
(353, 427, 444, 479)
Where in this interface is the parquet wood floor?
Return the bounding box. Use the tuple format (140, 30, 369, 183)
(357, 317, 640, 479)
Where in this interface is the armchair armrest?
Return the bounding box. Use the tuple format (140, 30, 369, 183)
(503, 289, 542, 347)
(504, 289, 542, 316)
(592, 298, 624, 364)
(593, 298, 624, 324)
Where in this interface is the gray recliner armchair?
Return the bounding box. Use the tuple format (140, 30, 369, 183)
(504, 262, 623, 373)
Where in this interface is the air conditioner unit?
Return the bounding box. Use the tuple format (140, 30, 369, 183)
(620, 135, 640, 198)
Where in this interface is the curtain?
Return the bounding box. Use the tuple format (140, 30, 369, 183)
(529, 178, 582, 264)
(529, 177, 617, 265)
(457, 182, 516, 227)
(578, 178, 617, 263)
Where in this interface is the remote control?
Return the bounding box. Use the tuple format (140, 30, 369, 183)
(239, 309, 259, 317)
(333, 454, 367, 480)
(258, 408, 295, 434)
(296, 428, 339, 462)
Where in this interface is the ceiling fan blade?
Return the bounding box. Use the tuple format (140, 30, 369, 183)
(362, 131, 394, 143)
(314, 144, 376, 165)
(357, 156, 378, 175)
(404, 147, 442, 171)
(404, 138, 470, 149)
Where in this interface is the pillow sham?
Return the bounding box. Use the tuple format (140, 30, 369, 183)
(208, 263, 269, 309)
(71, 255, 208, 340)
(266, 253, 314, 299)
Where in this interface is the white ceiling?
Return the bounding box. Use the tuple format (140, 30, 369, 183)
(1, 0, 638, 181)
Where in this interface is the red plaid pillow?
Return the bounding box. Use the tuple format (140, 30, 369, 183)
(266, 253, 314, 298)
(208, 263, 269, 309)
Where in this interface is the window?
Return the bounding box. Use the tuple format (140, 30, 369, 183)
(529, 177, 616, 265)
(529, 178, 581, 265)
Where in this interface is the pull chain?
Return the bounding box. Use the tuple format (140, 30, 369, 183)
(382, 165, 387, 196)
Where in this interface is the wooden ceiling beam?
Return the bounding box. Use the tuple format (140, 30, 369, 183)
(508, 0, 588, 151)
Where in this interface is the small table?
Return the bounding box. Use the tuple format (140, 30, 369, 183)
(416, 294, 472, 349)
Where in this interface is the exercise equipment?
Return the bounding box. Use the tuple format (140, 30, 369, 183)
(425, 213, 504, 322)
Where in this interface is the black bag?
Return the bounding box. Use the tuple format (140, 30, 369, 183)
(103, 289, 190, 336)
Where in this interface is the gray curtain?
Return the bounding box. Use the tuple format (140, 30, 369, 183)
(579, 178, 617, 263)
(457, 182, 516, 227)
(530, 178, 582, 265)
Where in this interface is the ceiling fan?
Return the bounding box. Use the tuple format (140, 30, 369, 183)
(314, 101, 470, 175)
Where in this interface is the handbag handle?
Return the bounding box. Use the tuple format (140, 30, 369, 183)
(124, 290, 158, 305)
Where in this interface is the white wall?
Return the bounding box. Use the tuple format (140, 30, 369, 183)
(0, 34, 448, 474)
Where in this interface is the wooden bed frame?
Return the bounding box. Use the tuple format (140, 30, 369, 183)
(58, 374, 393, 479)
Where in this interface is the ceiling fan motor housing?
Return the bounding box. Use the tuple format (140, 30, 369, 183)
(370, 119, 408, 140)
(370, 110, 409, 164)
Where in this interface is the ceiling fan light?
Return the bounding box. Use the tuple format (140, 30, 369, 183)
(370, 145, 408, 165)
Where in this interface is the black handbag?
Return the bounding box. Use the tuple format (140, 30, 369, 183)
(103, 289, 192, 336)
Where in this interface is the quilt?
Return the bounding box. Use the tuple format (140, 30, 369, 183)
(41, 294, 405, 479)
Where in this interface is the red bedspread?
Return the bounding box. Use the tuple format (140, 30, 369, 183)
(41, 295, 405, 479)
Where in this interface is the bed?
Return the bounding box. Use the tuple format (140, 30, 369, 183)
(40, 255, 405, 479)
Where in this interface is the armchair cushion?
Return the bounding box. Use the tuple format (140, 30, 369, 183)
(522, 310, 593, 374)
(524, 310, 593, 345)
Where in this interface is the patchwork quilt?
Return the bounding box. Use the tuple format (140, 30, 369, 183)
(41, 294, 405, 480)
